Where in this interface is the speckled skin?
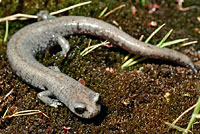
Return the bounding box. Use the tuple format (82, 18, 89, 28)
(7, 16, 197, 119)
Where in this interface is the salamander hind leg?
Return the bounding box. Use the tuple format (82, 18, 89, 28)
(57, 35, 70, 57)
(37, 90, 63, 108)
(48, 36, 70, 72)
(48, 66, 61, 72)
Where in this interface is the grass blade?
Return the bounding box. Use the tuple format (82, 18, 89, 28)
(121, 55, 140, 68)
(3, 20, 9, 42)
(80, 41, 110, 56)
(99, 7, 108, 18)
(161, 38, 188, 48)
(145, 23, 165, 43)
(185, 97, 200, 133)
(81, 44, 102, 56)
(165, 122, 188, 133)
(122, 24, 166, 68)
(157, 29, 173, 47)
(123, 57, 147, 68)
(173, 41, 197, 50)
(122, 53, 131, 63)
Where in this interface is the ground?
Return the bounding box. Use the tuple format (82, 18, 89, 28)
(0, 0, 200, 133)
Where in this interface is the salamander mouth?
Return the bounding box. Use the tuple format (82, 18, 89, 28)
(73, 102, 101, 118)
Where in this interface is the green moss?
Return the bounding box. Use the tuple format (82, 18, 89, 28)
(0, 0, 20, 16)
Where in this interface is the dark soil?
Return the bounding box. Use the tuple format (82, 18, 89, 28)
(0, 0, 200, 133)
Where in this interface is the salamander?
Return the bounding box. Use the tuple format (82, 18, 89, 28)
(7, 11, 197, 119)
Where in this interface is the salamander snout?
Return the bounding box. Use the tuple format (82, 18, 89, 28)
(73, 93, 101, 118)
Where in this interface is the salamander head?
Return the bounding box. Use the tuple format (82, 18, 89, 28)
(71, 92, 101, 119)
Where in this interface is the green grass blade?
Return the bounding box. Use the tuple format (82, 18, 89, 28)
(3, 20, 9, 43)
(185, 97, 200, 133)
(122, 24, 166, 68)
(2, 107, 9, 118)
(120, 23, 196, 69)
(124, 57, 147, 68)
(121, 55, 140, 68)
(122, 53, 131, 63)
(161, 38, 188, 48)
(145, 23, 165, 43)
(157, 29, 173, 47)
(173, 41, 197, 50)
(99, 7, 108, 18)
(165, 122, 187, 133)
(121, 57, 134, 68)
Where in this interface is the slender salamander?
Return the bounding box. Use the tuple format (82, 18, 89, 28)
(7, 11, 197, 119)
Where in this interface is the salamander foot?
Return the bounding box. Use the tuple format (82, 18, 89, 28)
(37, 90, 63, 108)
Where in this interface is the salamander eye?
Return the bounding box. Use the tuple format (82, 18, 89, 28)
(74, 102, 86, 114)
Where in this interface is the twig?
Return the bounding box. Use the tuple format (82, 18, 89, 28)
(103, 4, 126, 17)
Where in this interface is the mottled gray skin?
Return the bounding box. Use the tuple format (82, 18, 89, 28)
(7, 16, 197, 119)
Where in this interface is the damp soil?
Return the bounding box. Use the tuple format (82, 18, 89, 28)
(0, 0, 200, 133)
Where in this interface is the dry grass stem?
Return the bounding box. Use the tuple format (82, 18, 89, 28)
(179, 6, 199, 11)
(103, 4, 126, 17)
(3, 88, 13, 100)
(172, 104, 197, 126)
(0, 13, 37, 22)
(1, 110, 49, 120)
(50, 1, 92, 15)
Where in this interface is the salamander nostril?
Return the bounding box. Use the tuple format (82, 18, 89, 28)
(74, 102, 86, 114)
(93, 93, 100, 103)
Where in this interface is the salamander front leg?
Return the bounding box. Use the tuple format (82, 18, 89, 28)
(57, 35, 70, 57)
(47, 36, 70, 71)
(37, 90, 63, 108)
(48, 66, 61, 72)
(37, 10, 56, 21)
